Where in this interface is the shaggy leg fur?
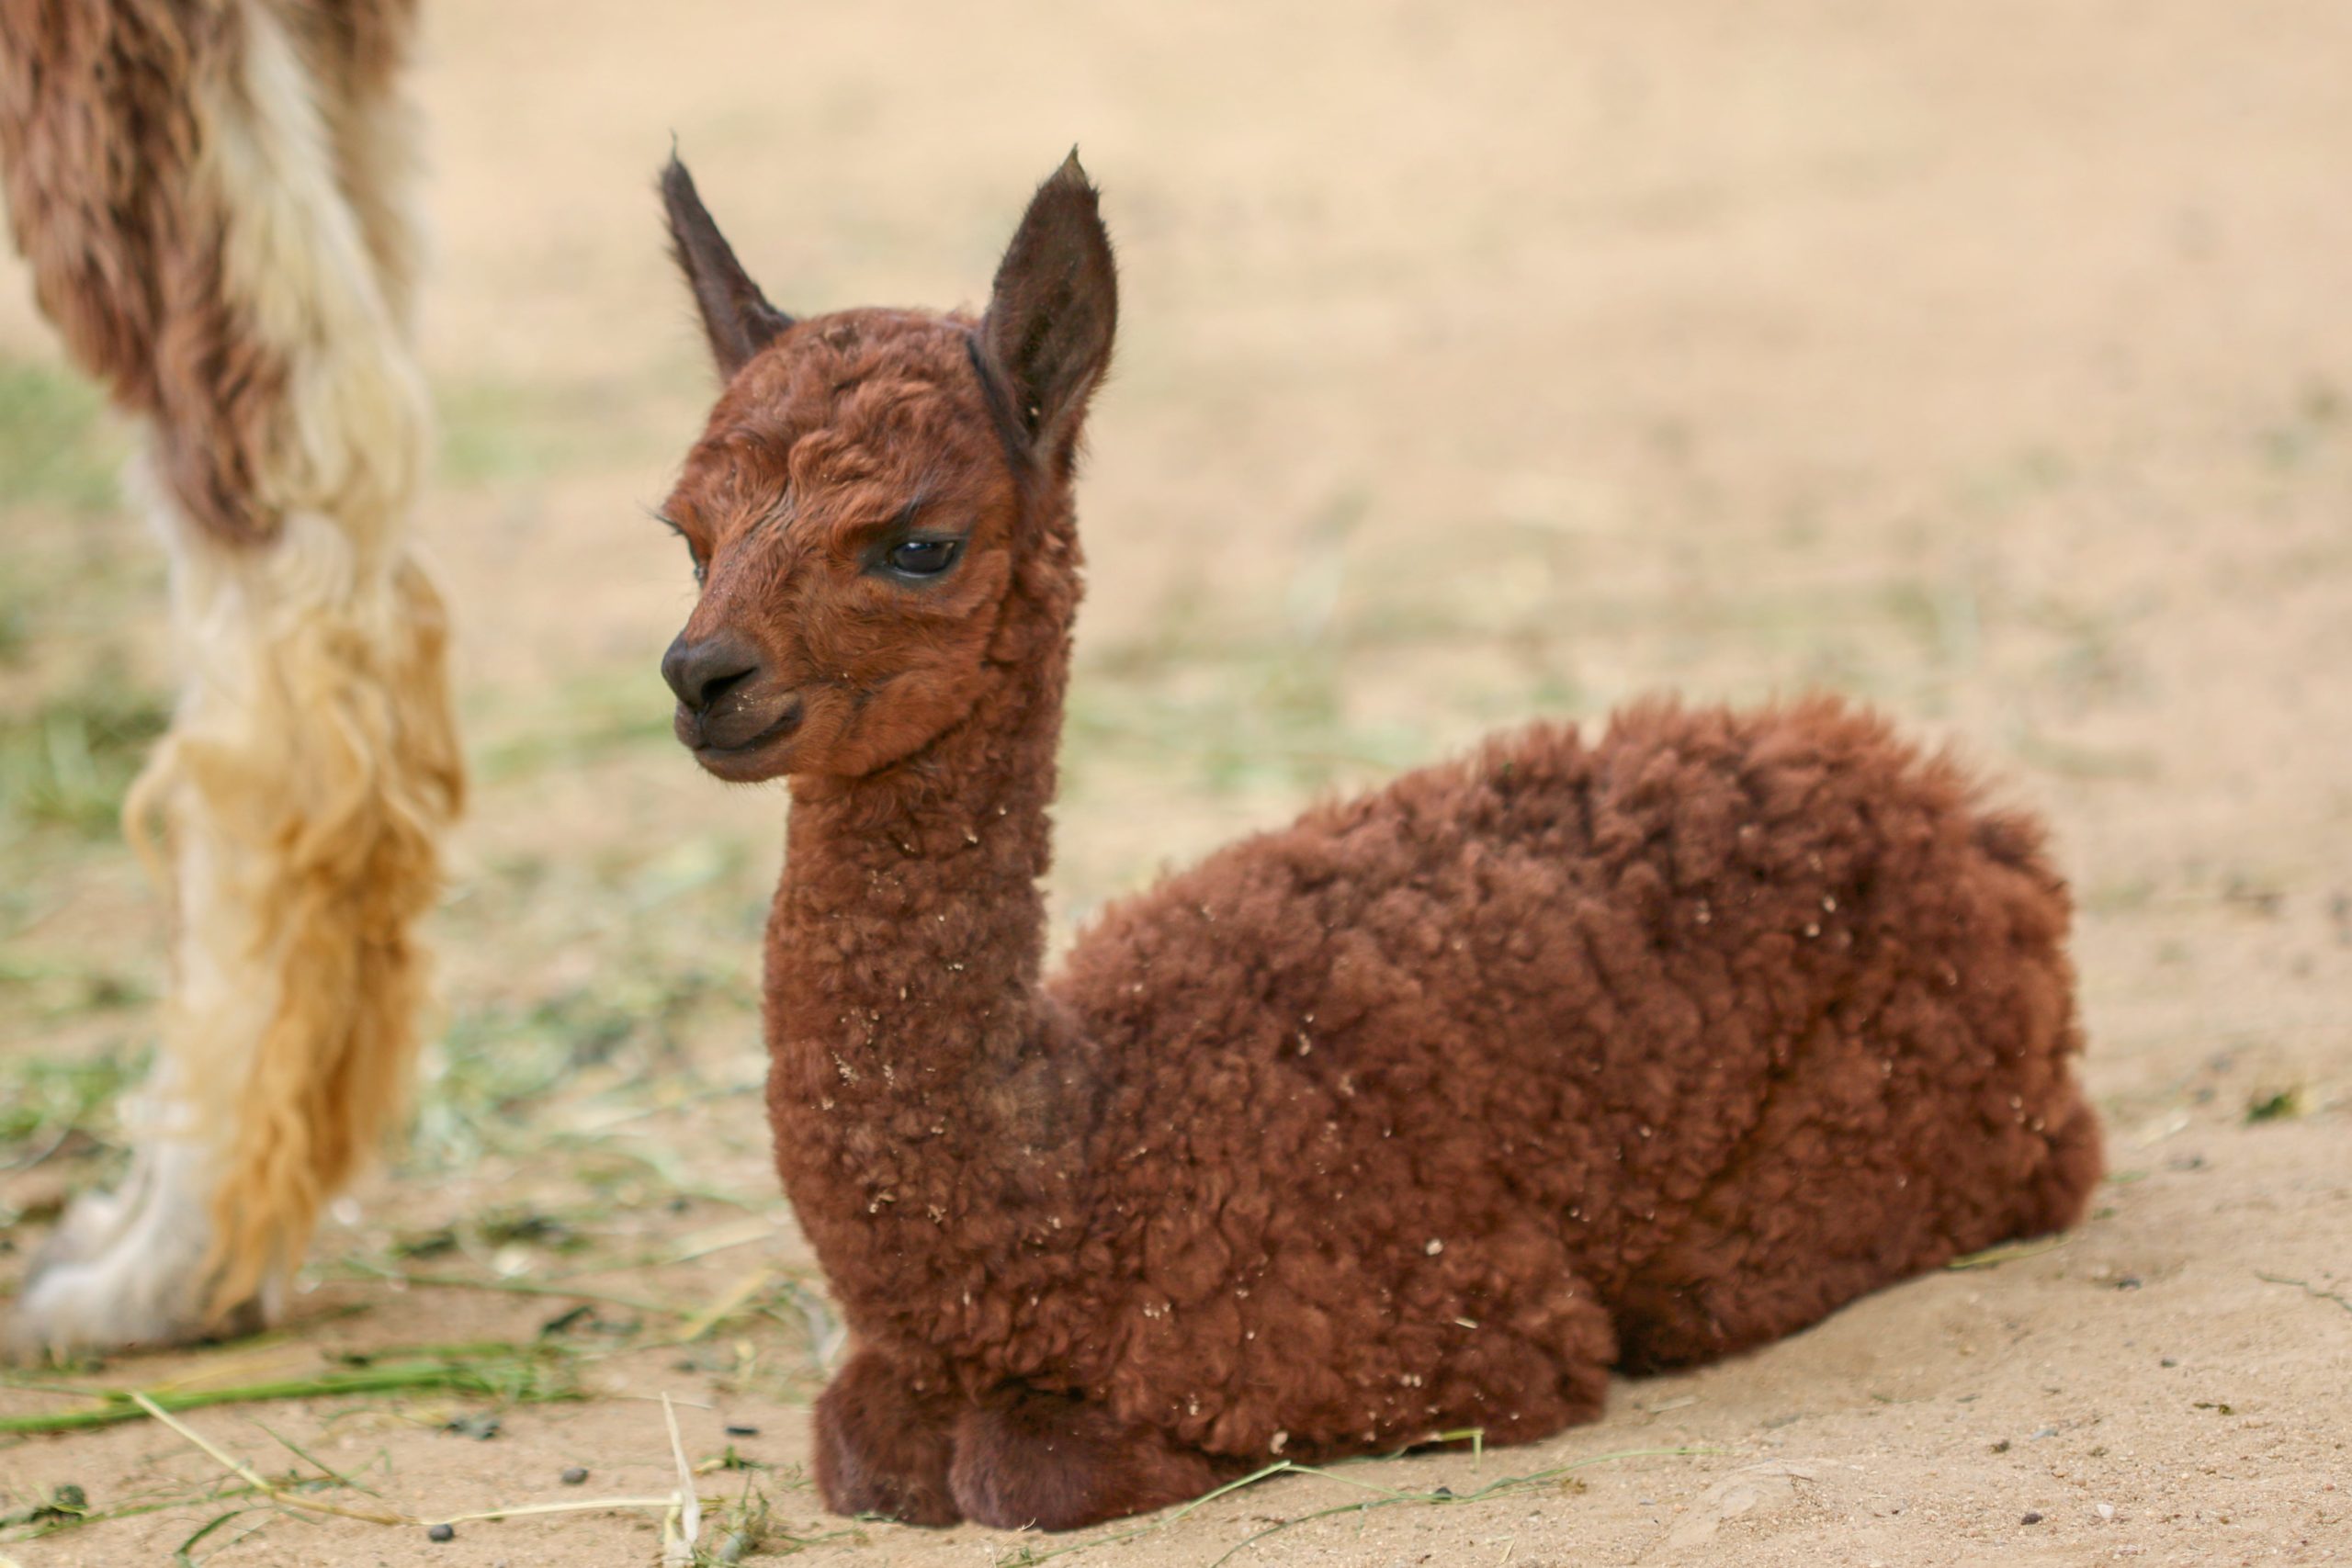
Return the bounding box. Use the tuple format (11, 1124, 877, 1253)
(10, 506, 458, 1359)
(948, 1387, 1233, 1532)
(0, 0, 458, 1358)
(810, 1350, 964, 1526)
(1612, 1043, 2104, 1374)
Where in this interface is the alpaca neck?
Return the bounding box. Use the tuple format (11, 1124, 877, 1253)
(763, 557, 1086, 1333)
(772, 658, 1063, 1074)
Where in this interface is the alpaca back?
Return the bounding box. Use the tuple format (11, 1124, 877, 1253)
(1039, 694, 2095, 1427)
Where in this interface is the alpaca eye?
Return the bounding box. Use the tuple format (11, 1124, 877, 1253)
(659, 514, 707, 586)
(886, 538, 961, 577)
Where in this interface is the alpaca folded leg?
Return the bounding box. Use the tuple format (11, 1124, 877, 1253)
(2014, 1087, 2104, 1239)
(1434, 1275, 1617, 1446)
(811, 1349, 965, 1526)
(948, 1386, 1231, 1532)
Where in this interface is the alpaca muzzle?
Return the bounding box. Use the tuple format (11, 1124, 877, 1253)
(663, 631, 803, 756)
(681, 684, 804, 756)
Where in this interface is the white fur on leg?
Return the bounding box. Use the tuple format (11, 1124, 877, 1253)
(6, 1141, 268, 1359)
(6, 511, 294, 1358)
(8, 1022, 279, 1354)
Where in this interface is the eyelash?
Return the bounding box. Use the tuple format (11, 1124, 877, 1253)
(660, 517, 708, 586)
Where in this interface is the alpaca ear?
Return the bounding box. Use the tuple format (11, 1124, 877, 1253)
(662, 154, 793, 378)
(981, 150, 1117, 473)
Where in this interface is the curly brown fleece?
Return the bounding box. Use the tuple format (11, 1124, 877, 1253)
(651, 152, 2102, 1532)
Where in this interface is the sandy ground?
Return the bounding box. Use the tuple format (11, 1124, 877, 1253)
(3, 2, 2349, 1563)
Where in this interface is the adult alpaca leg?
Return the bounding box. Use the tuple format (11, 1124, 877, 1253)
(0, 0, 460, 1356)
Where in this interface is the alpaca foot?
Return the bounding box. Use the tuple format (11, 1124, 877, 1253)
(811, 1350, 963, 1526)
(5, 1144, 265, 1361)
(949, 1386, 1229, 1531)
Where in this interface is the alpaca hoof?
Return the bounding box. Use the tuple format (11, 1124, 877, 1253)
(811, 1352, 963, 1526)
(3, 1163, 263, 1362)
(949, 1387, 1227, 1531)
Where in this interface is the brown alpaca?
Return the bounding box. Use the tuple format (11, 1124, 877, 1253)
(653, 153, 2103, 1531)
(1, 0, 459, 1356)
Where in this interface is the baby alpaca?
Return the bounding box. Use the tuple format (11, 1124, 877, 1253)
(651, 152, 2101, 1531)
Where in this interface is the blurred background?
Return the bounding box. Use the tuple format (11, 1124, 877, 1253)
(2, 2, 2346, 1561)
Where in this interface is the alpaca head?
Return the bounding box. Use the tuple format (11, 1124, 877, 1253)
(654, 153, 1116, 783)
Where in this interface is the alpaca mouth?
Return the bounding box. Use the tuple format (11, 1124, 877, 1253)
(686, 698, 805, 779)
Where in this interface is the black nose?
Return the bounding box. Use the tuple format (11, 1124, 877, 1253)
(662, 633, 763, 710)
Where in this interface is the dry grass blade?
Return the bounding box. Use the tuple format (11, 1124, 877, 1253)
(116, 1391, 744, 1546)
(663, 1215, 780, 1267)
(0, 1477, 276, 1544)
(342, 1261, 679, 1316)
(434, 1495, 713, 1527)
(256, 1419, 382, 1499)
(990, 1459, 1298, 1566)
(1201, 1446, 1714, 1568)
(128, 1393, 411, 1527)
(172, 1506, 265, 1563)
(2255, 1271, 2352, 1317)
(993, 1444, 1711, 1567)
(662, 1391, 701, 1565)
(1946, 1236, 2068, 1271)
(677, 1267, 776, 1344)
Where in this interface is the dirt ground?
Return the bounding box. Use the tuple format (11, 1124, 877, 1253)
(3, 1, 2349, 1563)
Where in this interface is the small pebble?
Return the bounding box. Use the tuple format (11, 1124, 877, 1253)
(2097, 1503, 2116, 1521)
(2115, 1276, 2143, 1291)
(725, 1423, 761, 1438)
(427, 1522, 456, 1542)
(2161, 1358, 2177, 1368)
(560, 1466, 589, 1485)
(2021, 1511, 2043, 1526)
